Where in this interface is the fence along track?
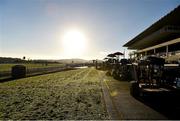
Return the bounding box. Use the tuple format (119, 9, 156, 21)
(0, 66, 71, 80)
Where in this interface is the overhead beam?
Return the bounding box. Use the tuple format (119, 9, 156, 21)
(137, 38, 180, 53)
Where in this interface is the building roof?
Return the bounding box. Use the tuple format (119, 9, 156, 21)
(123, 5, 180, 50)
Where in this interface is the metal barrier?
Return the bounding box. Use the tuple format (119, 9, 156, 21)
(0, 66, 68, 80)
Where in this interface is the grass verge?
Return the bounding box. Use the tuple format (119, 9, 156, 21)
(0, 68, 108, 120)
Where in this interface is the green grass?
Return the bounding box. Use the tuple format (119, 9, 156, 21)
(0, 63, 64, 72)
(0, 68, 108, 120)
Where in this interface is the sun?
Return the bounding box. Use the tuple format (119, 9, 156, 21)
(62, 29, 87, 58)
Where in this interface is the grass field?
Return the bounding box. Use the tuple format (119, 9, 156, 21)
(0, 63, 64, 72)
(0, 68, 108, 120)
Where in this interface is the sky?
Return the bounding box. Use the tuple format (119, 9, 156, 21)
(0, 0, 179, 60)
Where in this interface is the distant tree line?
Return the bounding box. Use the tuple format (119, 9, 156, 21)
(0, 57, 26, 64)
(0, 57, 61, 64)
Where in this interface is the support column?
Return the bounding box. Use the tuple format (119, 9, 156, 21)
(154, 49, 156, 54)
(145, 51, 147, 56)
(166, 46, 169, 57)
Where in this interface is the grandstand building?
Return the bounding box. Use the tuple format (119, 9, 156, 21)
(124, 6, 180, 62)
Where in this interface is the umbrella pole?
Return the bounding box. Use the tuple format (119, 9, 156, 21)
(117, 55, 119, 63)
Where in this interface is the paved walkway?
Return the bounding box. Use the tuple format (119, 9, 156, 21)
(100, 72, 167, 120)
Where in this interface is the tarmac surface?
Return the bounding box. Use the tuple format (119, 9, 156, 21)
(100, 71, 167, 120)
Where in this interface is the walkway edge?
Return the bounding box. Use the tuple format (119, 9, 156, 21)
(100, 72, 121, 120)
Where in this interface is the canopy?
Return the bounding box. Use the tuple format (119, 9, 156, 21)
(123, 5, 180, 50)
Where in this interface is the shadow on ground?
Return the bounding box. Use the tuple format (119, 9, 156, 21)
(136, 94, 180, 119)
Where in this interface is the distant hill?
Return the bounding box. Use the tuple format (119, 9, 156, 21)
(57, 59, 91, 64)
(0, 57, 93, 64)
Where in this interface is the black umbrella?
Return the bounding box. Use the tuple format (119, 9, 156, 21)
(113, 52, 124, 56)
(107, 53, 116, 58)
(107, 53, 116, 63)
(113, 52, 124, 62)
(103, 57, 109, 60)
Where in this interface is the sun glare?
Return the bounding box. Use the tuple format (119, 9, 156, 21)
(62, 29, 87, 58)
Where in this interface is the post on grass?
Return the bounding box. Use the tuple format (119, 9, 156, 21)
(95, 59, 98, 69)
